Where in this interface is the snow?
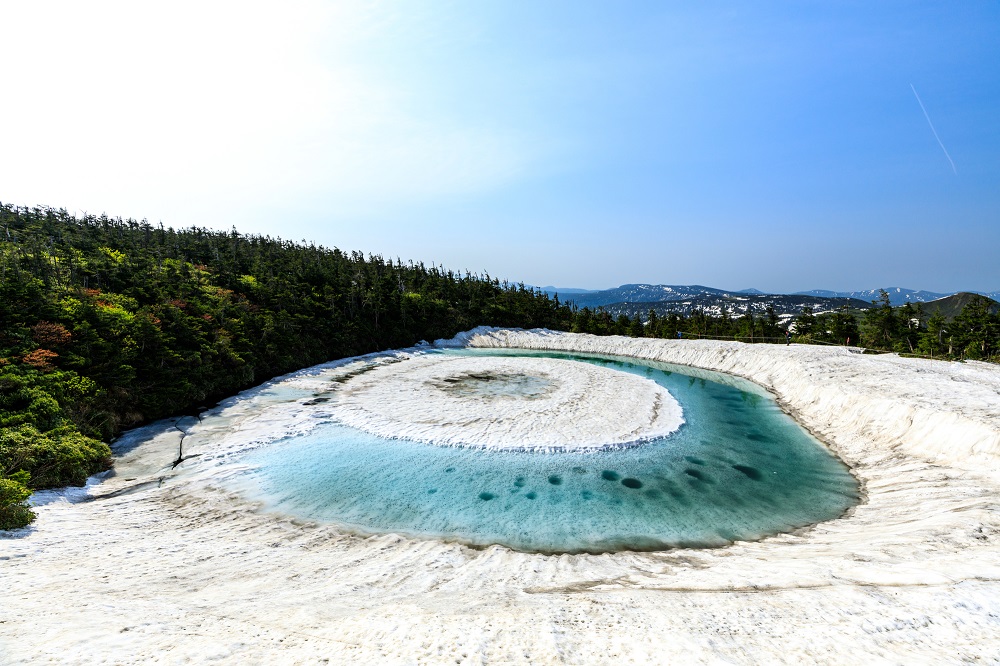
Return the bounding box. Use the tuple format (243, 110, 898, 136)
(2, 328, 1000, 664)
(450, 328, 1000, 475)
(330, 354, 683, 451)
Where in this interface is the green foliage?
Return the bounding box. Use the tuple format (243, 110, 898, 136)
(790, 290, 999, 360)
(0, 425, 111, 488)
(950, 295, 998, 360)
(862, 290, 900, 349)
(0, 470, 35, 530)
(917, 311, 948, 357)
(0, 369, 65, 431)
(826, 306, 860, 346)
(794, 306, 816, 339)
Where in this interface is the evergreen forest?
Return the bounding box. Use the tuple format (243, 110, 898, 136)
(2, 203, 998, 528)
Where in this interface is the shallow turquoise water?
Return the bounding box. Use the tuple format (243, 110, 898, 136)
(238, 349, 860, 553)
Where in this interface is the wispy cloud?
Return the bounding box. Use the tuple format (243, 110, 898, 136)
(910, 84, 957, 175)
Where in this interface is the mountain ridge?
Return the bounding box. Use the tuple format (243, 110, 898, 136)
(919, 292, 1000, 320)
(540, 284, 1000, 309)
(601, 294, 873, 323)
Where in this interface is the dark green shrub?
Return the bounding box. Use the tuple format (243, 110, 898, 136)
(0, 425, 112, 489)
(0, 471, 35, 530)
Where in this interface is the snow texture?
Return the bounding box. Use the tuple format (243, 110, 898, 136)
(330, 354, 683, 451)
(2, 328, 1000, 664)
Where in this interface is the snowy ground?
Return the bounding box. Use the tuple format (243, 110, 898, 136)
(2, 328, 1000, 665)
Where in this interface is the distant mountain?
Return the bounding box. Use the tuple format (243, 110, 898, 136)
(538, 286, 599, 296)
(793, 287, 949, 306)
(918, 292, 1000, 320)
(542, 283, 994, 317)
(794, 289, 839, 298)
(554, 283, 874, 312)
(555, 284, 732, 309)
(601, 294, 872, 322)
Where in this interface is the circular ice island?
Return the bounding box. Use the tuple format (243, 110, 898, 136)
(329, 355, 684, 451)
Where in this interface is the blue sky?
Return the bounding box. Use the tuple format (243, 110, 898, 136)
(2, 1, 998, 293)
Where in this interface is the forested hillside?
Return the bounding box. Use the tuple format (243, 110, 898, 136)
(0, 204, 573, 527)
(852, 292, 1000, 359)
(918, 292, 1000, 321)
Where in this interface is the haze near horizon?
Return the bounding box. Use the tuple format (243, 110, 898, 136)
(1, 1, 998, 293)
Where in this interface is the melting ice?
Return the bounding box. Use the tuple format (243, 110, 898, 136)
(231, 350, 860, 554)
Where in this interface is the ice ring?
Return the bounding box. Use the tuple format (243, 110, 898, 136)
(328, 354, 684, 451)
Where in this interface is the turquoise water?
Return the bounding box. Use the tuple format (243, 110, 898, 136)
(238, 349, 860, 553)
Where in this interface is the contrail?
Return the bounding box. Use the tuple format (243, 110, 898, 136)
(910, 83, 957, 174)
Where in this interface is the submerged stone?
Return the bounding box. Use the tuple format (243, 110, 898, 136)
(733, 464, 764, 481)
(684, 468, 712, 482)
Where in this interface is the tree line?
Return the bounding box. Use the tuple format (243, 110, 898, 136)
(566, 291, 997, 360)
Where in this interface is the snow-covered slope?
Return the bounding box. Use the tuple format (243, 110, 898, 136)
(3, 329, 1000, 663)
